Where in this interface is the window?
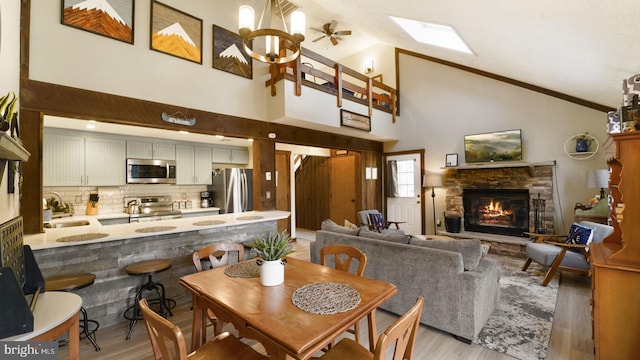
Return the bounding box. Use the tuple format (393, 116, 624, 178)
(395, 160, 415, 198)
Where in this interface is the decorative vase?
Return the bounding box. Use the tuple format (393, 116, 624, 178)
(575, 138, 591, 152)
(258, 259, 285, 286)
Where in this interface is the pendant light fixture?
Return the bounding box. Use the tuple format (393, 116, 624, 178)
(239, 0, 305, 64)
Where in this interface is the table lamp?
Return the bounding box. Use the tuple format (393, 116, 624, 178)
(586, 169, 609, 199)
(424, 173, 444, 235)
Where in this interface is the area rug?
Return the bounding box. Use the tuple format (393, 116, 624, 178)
(473, 255, 559, 360)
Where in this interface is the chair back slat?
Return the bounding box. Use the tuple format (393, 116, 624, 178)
(320, 245, 367, 276)
(192, 242, 245, 272)
(139, 298, 189, 360)
(374, 296, 424, 360)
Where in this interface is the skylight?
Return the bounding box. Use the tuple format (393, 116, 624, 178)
(390, 16, 473, 55)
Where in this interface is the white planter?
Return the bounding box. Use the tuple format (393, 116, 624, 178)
(259, 259, 285, 286)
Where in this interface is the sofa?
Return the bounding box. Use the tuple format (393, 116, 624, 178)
(310, 220, 501, 342)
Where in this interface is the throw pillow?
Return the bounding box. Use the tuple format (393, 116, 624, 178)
(367, 212, 385, 228)
(565, 222, 594, 252)
(359, 228, 410, 244)
(321, 219, 360, 236)
(344, 219, 359, 230)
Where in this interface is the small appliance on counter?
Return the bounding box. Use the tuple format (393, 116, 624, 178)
(123, 195, 182, 222)
(86, 193, 99, 215)
(200, 191, 213, 208)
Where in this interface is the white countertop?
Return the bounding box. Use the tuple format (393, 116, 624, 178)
(25, 210, 290, 250)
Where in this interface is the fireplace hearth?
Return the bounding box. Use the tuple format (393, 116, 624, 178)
(463, 189, 529, 236)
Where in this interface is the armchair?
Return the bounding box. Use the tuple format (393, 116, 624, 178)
(521, 221, 613, 286)
(357, 210, 405, 235)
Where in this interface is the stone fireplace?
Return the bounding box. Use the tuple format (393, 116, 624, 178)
(444, 163, 554, 236)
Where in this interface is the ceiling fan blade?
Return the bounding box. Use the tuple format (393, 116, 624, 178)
(312, 35, 326, 42)
(309, 27, 325, 33)
(329, 20, 338, 33)
(330, 36, 339, 46)
(334, 30, 351, 36)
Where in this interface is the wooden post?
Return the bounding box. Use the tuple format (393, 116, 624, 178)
(334, 63, 343, 108)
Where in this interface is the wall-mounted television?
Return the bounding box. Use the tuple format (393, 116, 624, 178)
(464, 129, 522, 163)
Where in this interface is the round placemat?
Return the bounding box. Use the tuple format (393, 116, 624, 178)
(193, 220, 226, 226)
(292, 282, 361, 315)
(135, 226, 177, 233)
(224, 261, 260, 278)
(56, 233, 110, 242)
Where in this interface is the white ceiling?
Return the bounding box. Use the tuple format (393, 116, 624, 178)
(296, 0, 640, 109)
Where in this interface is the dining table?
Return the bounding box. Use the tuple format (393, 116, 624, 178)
(179, 257, 397, 359)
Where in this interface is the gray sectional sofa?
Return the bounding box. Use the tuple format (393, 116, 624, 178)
(310, 220, 501, 342)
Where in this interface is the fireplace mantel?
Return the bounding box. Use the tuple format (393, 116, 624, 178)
(441, 160, 555, 171)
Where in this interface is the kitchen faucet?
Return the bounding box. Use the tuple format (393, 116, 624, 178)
(44, 191, 74, 217)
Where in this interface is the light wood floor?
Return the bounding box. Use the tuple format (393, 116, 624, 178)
(59, 230, 594, 359)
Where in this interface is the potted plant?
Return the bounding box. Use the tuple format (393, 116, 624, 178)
(574, 132, 592, 152)
(252, 230, 295, 286)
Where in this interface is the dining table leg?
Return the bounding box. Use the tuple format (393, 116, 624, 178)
(190, 295, 203, 352)
(68, 312, 80, 360)
(367, 310, 377, 352)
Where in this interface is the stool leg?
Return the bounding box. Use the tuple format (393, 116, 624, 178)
(155, 281, 173, 317)
(125, 285, 145, 340)
(80, 307, 101, 351)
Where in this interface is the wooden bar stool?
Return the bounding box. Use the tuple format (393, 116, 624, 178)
(45, 272, 101, 351)
(123, 259, 176, 340)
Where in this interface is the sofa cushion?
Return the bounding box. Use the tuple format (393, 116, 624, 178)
(359, 228, 410, 244)
(321, 219, 360, 236)
(409, 237, 482, 271)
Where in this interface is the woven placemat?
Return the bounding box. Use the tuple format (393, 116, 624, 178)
(56, 233, 109, 242)
(292, 282, 361, 315)
(135, 226, 177, 233)
(192, 220, 226, 226)
(224, 261, 260, 278)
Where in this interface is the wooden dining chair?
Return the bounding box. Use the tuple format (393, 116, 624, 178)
(318, 296, 424, 360)
(191, 242, 245, 342)
(320, 245, 368, 344)
(139, 298, 266, 360)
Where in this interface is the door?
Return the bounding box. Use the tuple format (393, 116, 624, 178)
(330, 153, 357, 225)
(386, 153, 423, 235)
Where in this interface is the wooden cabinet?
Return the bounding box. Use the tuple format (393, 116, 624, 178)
(126, 141, 175, 160)
(176, 144, 212, 185)
(591, 132, 640, 360)
(44, 132, 126, 186)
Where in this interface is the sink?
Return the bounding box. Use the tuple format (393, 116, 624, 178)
(44, 220, 90, 229)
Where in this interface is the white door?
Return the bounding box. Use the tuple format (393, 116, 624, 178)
(386, 153, 423, 235)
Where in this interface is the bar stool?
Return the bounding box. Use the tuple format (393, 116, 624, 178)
(45, 272, 101, 351)
(123, 259, 176, 340)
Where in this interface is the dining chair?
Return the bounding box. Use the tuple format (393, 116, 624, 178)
(138, 298, 266, 360)
(191, 242, 245, 342)
(320, 244, 368, 345)
(318, 296, 424, 360)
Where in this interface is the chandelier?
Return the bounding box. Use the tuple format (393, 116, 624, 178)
(238, 0, 305, 64)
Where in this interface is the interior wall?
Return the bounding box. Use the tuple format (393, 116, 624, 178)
(391, 53, 609, 234)
(0, 0, 22, 224)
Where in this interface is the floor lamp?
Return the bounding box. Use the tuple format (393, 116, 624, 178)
(424, 173, 444, 235)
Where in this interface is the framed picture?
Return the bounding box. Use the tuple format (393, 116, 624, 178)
(445, 153, 458, 167)
(150, 1, 202, 64)
(212, 25, 252, 79)
(62, 0, 134, 44)
(340, 109, 371, 131)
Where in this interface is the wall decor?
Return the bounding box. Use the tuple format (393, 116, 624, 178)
(62, 0, 134, 44)
(340, 109, 371, 131)
(150, 1, 202, 64)
(213, 25, 252, 79)
(464, 129, 522, 163)
(445, 153, 458, 167)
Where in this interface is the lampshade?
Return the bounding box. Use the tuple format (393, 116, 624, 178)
(238, 0, 305, 64)
(586, 169, 609, 189)
(423, 173, 444, 188)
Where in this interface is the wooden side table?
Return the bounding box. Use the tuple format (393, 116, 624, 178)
(2, 292, 82, 360)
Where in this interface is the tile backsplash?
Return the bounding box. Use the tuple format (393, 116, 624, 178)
(43, 184, 208, 215)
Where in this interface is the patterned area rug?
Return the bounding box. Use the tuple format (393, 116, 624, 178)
(473, 255, 559, 360)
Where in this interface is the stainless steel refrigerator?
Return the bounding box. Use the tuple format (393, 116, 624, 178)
(208, 168, 253, 213)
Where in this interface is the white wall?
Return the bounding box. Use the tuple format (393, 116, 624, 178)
(392, 53, 609, 234)
(0, 0, 22, 224)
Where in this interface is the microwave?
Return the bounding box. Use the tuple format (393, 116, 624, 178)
(126, 159, 176, 184)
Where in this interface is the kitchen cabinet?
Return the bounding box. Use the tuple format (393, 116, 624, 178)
(231, 149, 250, 164)
(212, 148, 249, 164)
(212, 148, 231, 163)
(44, 131, 126, 186)
(176, 144, 212, 185)
(126, 141, 175, 160)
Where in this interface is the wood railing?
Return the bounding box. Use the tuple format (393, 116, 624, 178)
(266, 47, 398, 123)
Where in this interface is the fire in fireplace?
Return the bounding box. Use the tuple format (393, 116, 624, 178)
(463, 189, 529, 236)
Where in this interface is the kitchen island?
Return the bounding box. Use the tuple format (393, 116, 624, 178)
(24, 210, 290, 328)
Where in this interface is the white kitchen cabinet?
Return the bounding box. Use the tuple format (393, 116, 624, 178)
(212, 148, 232, 163)
(231, 149, 250, 164)
(212, 147, 249, 164)
(127, 141, 175, 160)
(44, 132, 126, 186)
(176, 144, 212, 185)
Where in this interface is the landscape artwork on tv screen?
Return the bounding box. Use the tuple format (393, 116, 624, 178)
(464, 129, 522, 163)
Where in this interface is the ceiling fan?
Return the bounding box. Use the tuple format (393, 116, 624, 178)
(311, 20, 352, 46)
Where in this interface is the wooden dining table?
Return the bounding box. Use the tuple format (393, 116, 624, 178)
(179, 257, 397, 359)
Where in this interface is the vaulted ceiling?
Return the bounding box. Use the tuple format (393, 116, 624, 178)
(297, 0, 640, 110)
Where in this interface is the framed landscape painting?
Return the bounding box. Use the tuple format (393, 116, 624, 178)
(62, 0, 134, 44)
(150, 1, 202, 64)
(213, 25, 252, 79)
